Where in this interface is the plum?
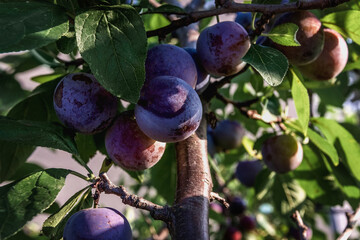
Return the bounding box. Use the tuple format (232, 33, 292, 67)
(145, 44, 198, 88)
(298, 28, 348, 81)
(239, 215, 256, 231)
(235, 12, 252, 32)
(229, 196, 247, 216)
(207, 131, 217, 158)
(53, 73, 118, 134)
(183, 47, 209, 93)
(212, 120, 246, 151)
(270, 11, 324, 66)
(223, 226, 242, 240)
(135, 76, 202, 142)
(63, 208, 132, 240)
(235, 160, 263, 187)
(261, 134, 303, 174)
(210, 202, 224, 214)
(105, 111, 166, 171)
(196, 21, 251, 77)
(288, 225, 313, 240)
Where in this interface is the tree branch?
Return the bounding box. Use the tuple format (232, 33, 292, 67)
(146, 0, 349, 38)
(337, 205, 360, 240)
(291, 210, 308, 240)
(96, 173, 172, 223)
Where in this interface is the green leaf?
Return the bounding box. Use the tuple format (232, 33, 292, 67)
(321, 10, 360, 45)
(0, 2, 69, 53)
(264, 23, 300, 46)
(255, 168, 275, 200)
(0, 169, 70, 239)
(242, 44, 289, 86)
(31, 73, 66, 84)
(311, 117, 360, 182)
(42, 186, 89, 239)
(0, 73, 28, 114)
(150, 144, 176, 203)
(0, 117, 78, 154)
(0, 80, 60, 182)
(75, 7, 147, 103)
(74, 133, 97, 164)
(272, 174, 306, 215)
(307, 128, 339, 165)
(8, 163, 44, 181)
(56, 31, 76, 54)
(289, 69, 309, 135)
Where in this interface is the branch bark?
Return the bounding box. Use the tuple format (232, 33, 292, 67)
(337, 205, 360, 240)
(172, 103, 213, 240)
(147, 0, 349, 38)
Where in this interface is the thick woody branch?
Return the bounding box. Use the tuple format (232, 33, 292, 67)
(291, 210, 308, 240)
(96, 173, 172, 223)
(337, 205, 360, 240)
(147, 0, 349, 38)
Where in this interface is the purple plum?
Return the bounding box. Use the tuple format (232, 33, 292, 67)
(229, 196, 247, 216)
(212, 120, 246, 151)
(235, 160, 263, 187)
(53, 73, 118, 134)
(63, 208, 132, 240)
(196, 21, 250, 77)
(105, 111, 166, 171)
(135, 76, 202, 142)
(239, 215, 256, 231)
(145, 44, 198, 88)
(223, 226, 242, 240)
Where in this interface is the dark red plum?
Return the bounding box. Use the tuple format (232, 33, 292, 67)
(196, 21, 250, 77)
(105, 111, 166, 171)
(135, 76, 202, 142)
(261, 134, 303, 174)
(239, 215, 256, 231)
(146, 44, 198, 88)
(235, 160, 263, 187)
(183, 47, 209, 92)
(212, 120, 246, 151)
(53, 73, 118, 134)
(298, 28, 348, 81)
(270, 11, 324, 66)
(229, 196, 247, 216)
(223, 226, 242, 240)
(63, 208, 132, 240)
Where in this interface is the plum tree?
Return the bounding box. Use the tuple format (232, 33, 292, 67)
(211, 120, 246, 151)
(298, 28, 349, 81)
(135, 76, 202, 142)
(53, 73, 118, 134)
(63, 208, 132, 240)
(239, 215, 256, 231)
(183, 47, 209, 92)
(105, 111, 166, 171)
(196, 21, 251, 77)
(270, 11, 324, 66)
(229, 196, 247, 216)
(223, 226, 242, 240)
(235, 160, 263, 187)
(261, 134, 303, 174)
(145, 44, 198, 88)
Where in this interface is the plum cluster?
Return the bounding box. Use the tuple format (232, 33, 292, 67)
(269, 10, 348, 81)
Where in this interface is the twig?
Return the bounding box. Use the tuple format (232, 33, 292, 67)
(337, 205, 360, 240)
(146, 0, 349, 38)
(291, 210, 308, 240)
(96, 173, 172, 222)
(210, 192, 230, 208)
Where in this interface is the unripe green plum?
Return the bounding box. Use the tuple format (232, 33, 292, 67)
(261, 134, 303, 174)
(63, 208, 132, 240)
(270, 11, 324, 66)
(105, 111, 166, 171)
(298, 28, 348, 81)
(196, 21, 250, 77)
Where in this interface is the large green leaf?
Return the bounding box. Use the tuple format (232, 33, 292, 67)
(307, 128, 339, 165)
(289, 69, 309, 135)
(75, 7, 147, 103)
(321, 10, 360, 45)
(264, 23, 300, 46)
(0, 2, 69, 53)
(150, 144, 176, 203)
(0, 73, 28, 114)
(312, 117, 360, 182)
(43, 187, 91, 239)
(0, 80, 59, 182)
(0, 169, 70, 239)
(242, 44, 289, 87)
(0, 116, 78, 154)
